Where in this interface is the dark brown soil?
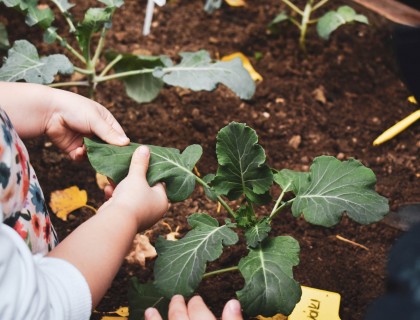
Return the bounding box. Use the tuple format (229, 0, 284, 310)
(2, 0, 420, 319)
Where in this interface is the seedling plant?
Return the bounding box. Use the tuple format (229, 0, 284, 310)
(270, 0, 369, 52)
(0, 0, 255, 103)
(85, 121, 389, 318)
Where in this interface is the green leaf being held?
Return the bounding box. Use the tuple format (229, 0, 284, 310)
(128, 277, 169, 320)
(0, 40, 73, 83)
(84, 138, 202, 202)
(154, 214, 238, 298)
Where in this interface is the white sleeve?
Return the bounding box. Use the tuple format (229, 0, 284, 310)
(0, 223, 92, 320)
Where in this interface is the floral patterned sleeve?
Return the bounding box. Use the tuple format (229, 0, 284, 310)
(0, 107, 58, 254)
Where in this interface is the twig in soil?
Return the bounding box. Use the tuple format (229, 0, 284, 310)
(335, 235, 369, 251)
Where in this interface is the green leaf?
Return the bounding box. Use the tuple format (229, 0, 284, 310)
(280, 156, 389, 227)
(43, 27, 59, 44)
(0, 40, 74, 83)
(76, 7, 112, 59)
(99, 0, 124, 8)
(212, 122, 273, 203)
(273, 169, 308, 193)
(50, 0, 75, 12)
(0, 0, 30, 11)
(317, 5, 369, 40)
(244, 218, 271, 248)
(237, 236, 301, 317)
(269, 11, 289, 27)
(154, 213, 238, 298)
(106, 52, 169, 103)
(84, 138, 202, 202)
(202, 173, 218, 201)
(25, 5, 54, 29)
(153, 50, 255, 100)
(0, 23, 10, 50)
(128, 278, 169, 320)
(235, 205, 257, 228)
(204, 0, 222, 13)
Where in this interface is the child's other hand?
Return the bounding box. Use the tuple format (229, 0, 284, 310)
(100, 146, 169, 231)
(46, 87, 130, 160)
(145, 295, 243, 320)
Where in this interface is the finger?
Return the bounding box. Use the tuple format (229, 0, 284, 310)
(128, 146, 150, 178)
(69, 146, 86, 161)
(187, 296, 216, 320)
(91, 107, 129, 146)
(145, 308, 163, 320)
(221, 299, 243, 320)
(103, 184, 114, 200)
(168, 295, 189, 320)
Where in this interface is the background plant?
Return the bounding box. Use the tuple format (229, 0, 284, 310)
(270, 0, 369, 52)
(85, 121, 389, 318)
(0, 0, 255, 103)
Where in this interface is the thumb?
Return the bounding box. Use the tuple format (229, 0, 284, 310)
(128, 146, 150, 178)
(222, 299, 243, 320)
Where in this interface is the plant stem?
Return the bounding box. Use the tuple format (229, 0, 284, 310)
(268, 198, 295, 222)
(74, 66, 94, 75)
(299, 0, 314, 52)
(55, 33, 86, 64)
(203, 266, 239, 279)
(95, 68, 154, 82)
(269, 182, 291, 219)
(49, 0, 77, 33)
(194, 176, 237, 219)
(99, 54, 123, 78)
(312, 0, 329, 12)
(91, 27, 107, 68)
(282, 0, 304, 16)
(48, 81, 90, 88)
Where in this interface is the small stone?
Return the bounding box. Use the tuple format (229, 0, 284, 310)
(288, 135, 301, 150)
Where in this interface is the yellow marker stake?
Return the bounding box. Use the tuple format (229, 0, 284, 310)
(289, 286, 341, 320)
(373, 110, 420, 145)
(256, 286, 341, 320)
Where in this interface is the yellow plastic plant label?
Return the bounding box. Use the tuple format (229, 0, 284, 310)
(289, 286, 341, 320)
(225, 0, 246, 7)
(221, 52, 263, 82)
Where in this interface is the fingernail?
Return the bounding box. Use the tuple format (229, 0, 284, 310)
(145, 307, 158, 319)
(137, 145, 150, 157)
(119, 136, 130, 144)
(227, 299, 241, 314)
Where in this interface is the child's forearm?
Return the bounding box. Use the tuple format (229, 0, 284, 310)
(0, 82, 53, 138)
(47, 203, 139, 308)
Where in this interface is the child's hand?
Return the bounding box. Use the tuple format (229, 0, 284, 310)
(100, 146, 169, 231)
(45, 87, 130, 160)
(145, 295, 243, 320)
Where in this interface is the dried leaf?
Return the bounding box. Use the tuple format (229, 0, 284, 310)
(162, 221, 181, 241)
(96, 172, 109, 190)
(114, 307, 129, 317)
(221, 52, 262, 82)
(49, 186, 88, 221)
(225, 0, 246, 7)
(125, 234, 157, 267)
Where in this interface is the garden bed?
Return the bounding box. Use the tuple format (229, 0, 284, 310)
(2, 0, 420, 319)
